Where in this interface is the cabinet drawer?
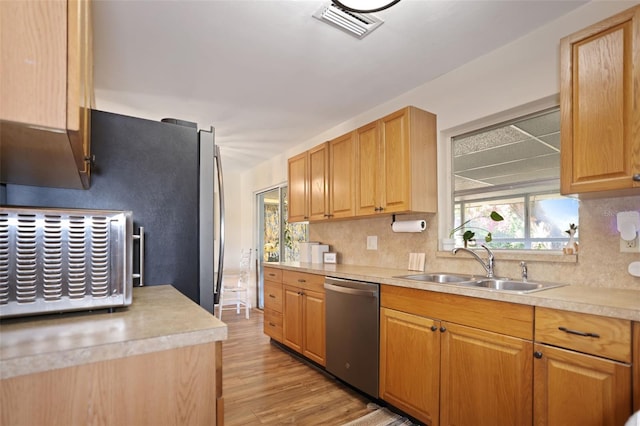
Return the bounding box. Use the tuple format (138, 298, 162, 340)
(263, 267, 282, 282)
(264, 308, 283, 342)
(535, 307, 631, 363)
(283, 270, 325, 293)
(264, 281, 283, 312)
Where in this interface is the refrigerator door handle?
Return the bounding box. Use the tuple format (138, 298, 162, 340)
(214, 145, 225, 304)
(132, 226, 145, 286)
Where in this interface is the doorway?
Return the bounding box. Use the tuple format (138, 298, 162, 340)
(256, 185, 307, 309)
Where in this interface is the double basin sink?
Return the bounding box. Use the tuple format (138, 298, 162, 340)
(394, 273, 567, 294)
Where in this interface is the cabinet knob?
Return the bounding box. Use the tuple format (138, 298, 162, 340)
(633, 174, 640, 182)
(534, 351, 543, 359)
(430, 325, 438, 332)
(439, 326, 446, 333)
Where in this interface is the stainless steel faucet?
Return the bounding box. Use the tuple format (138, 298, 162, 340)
(452, 244, 495, 278)
(520, 261, 528, 282)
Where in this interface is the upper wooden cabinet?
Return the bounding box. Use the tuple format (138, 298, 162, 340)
(0, 0, 94, 189)
(288, 151, 309, 222)
(287, 106, 437, 222)
(355, 106, 437, 216)
(288, 132, 356, 223)
(308, 143, 329, 221)
(560, 5, 640, 196)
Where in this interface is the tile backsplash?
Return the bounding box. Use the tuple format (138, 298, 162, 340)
(309, 195, 640, 290)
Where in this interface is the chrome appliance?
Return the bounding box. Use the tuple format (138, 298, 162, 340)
(0, 206, 142, 318)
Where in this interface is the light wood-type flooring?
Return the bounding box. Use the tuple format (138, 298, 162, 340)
(222, 308, 372, 425)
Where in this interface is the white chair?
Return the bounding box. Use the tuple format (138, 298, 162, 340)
(217, 249, 252, 320)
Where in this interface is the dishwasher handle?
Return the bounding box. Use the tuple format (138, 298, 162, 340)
(324, 282, 378, 298)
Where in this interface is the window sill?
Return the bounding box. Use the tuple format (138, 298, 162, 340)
(436, 249, 578, 264)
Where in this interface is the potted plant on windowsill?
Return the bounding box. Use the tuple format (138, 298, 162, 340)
(448, 211, 504, 248)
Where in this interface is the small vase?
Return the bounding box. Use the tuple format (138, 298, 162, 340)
(563, 231, 578, 254)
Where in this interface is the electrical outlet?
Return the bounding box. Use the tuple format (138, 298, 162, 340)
(620, 235, 640, 253)
(367, 235, 377, 250)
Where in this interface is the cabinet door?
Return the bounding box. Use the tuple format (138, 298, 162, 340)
(282, 285, 303, 352)
(560, 5, 640, 194)
(533, 343, 631, 426)
(329, 132, 356, 219)
(287, 152, 308, 222)
(380, 308, 440, 425)
(355, 121, 381, 216)
(302, 288, 325, 366)
(308, 143, 329, 221)
(440, 322, 533, 426)
(380, 108, 411, 213)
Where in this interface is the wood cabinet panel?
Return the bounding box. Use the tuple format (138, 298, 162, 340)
(302, 289, 326, 365)
(381, 109, 410, 213)
(533, 343, 631, 426)
(440, 323, 533, 426)
(560, 4, 640, 195)
(264, 308, 283, 342)
(329, 132, 356, 219)
(308, 143, 329, 221)
(535, 307, 631, 362)
(355, 121, 380, 216)
(283, 285, 303, 353)
(633, 321, 640, 412)
(380, 307, 440, 425)
(1, 342, 218, 425)
(264, 280, 283, 313)
(288, 151, 308, 222)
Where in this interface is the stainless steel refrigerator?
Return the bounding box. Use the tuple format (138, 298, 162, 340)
(2, 110, 225, 314)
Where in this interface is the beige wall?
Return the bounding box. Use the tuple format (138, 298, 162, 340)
(240, 1, 640, 290)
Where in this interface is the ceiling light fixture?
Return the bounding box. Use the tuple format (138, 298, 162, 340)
(331, 0, 401, 14)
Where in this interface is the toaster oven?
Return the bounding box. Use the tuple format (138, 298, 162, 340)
(0, 206, 142, 318)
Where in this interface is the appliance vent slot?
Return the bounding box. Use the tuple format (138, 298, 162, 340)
(16, 214, 37, 303)
(90, 216, 110, 298)
(43, 215, 63, 301)
(312, 3, 384, 39)
(68, 215, 88, 299)
(0, 213, 9, 304)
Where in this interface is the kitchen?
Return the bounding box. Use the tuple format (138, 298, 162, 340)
(2, 0, 640, 425)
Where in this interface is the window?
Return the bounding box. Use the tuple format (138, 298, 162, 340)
(451, 106, 579, 250)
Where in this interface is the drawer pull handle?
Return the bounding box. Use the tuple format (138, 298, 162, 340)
(558, 326, 600, 338)
(269, 294, 276, 298)
(268, 273, 276, 277)
(269, 322, 276, 327)
(298, 279, 306, 283)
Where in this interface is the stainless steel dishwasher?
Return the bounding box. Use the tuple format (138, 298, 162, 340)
(324, 277, 379, 398)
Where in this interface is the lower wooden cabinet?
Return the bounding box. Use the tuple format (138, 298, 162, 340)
(533, 307, 632, 425)
(263, 267, 284, 342)
(380, 308, 440, 424)
(379, 286, 534, 426)
(440, 323, 533, 426)
(282, 270, 326, 366)
(533, 343, 631, 426)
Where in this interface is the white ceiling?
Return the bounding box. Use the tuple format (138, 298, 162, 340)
(92, 0, 587, 173)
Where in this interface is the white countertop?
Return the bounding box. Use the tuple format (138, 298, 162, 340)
(0, 285, 227, 379)
(271, 262, 640, 321)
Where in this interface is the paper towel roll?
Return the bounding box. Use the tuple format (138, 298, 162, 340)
(391, 220, 426, 233)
